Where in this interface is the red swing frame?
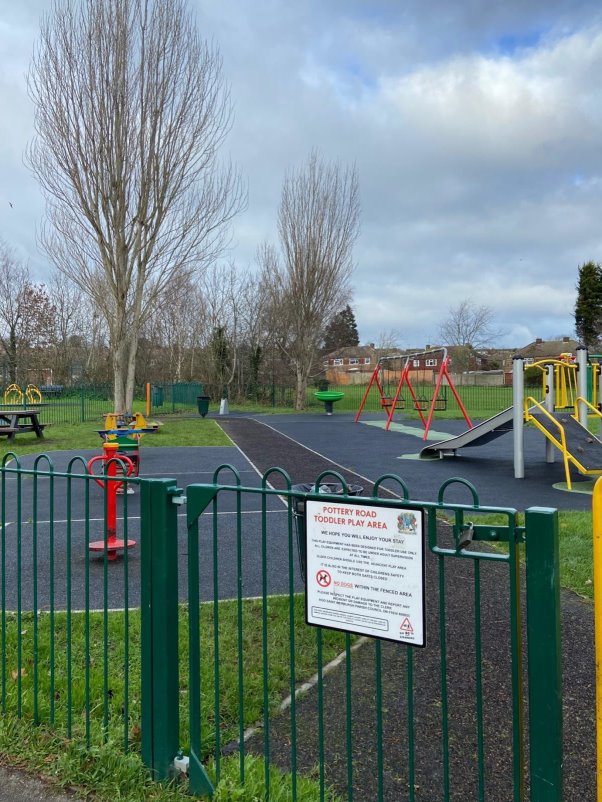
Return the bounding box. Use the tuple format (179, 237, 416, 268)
(354, 348, 472, 440)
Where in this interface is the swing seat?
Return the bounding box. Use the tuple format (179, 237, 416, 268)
(413, 397, 447, 411)
(381, 397, 405, 410)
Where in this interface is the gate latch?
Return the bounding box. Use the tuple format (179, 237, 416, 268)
(457, 522, 474, 550)
(173, 749, 189, 776)
(168, 487, 186, 506)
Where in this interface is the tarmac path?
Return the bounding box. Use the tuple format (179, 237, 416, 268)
(219, 415, 595, 802)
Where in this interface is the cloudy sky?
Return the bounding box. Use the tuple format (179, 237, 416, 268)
(1, 0, 601, 349)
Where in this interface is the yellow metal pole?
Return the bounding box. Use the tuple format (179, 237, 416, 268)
(146, 382, 151, 418)
(593, 476, 602, 801)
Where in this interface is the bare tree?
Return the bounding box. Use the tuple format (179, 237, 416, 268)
(27, 0, 245, 412)
(439, 299, 502, 370)
(46, 272, 87, 384)
(0, 241, 56, 384)
(376, 328, 404, 351)
(198, 262, 243, 399)
(263, 151, 360, 409)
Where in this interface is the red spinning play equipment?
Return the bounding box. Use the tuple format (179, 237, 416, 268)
(87, 442, 136, 560)
(355, 347, 472, 440)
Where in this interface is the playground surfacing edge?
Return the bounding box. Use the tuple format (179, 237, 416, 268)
(5, 415, 594, 614)
(243, 411, 594, 511)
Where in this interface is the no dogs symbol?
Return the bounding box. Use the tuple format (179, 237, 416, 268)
(316, 569, 331, 587)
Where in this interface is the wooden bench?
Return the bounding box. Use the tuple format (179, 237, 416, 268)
(0, 423, 47, 440)
(0, 428, 18, 438)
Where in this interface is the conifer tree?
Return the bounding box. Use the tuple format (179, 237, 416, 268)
(574, 261, 602, 348)
(322, 305, 360, 353)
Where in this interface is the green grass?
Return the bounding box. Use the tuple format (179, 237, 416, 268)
(557, 510, 593, 597)
(457, 508, 594, 600)
(0, 417, 232, 459)
(0, 721, 335, 802)
(1, 596, 349, 799)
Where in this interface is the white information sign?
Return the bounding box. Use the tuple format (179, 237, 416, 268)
(305, 499, 425, 645)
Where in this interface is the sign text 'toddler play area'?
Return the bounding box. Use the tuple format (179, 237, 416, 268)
(305, 500, 425, 646)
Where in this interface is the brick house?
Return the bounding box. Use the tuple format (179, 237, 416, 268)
(323, 344, 449, 384)
(322, 345, 381, 384)
(513, 337, 580, 365)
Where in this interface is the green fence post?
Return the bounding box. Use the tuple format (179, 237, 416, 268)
(525, 507, 562, 802)
(140, 478, 181, 781)
(80, 387, 85, 423)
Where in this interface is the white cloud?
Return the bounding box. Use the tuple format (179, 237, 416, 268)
(0, 1, 601, 345)
(377, 28, 602, 167)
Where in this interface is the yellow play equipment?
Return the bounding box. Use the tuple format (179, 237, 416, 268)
(3, 384, 23, 404)
(524, 394, 602, 490)
(100, 411, 159, 441)
(26, 384, 42, 404)
(2, 383, 43, 405)
(530, 358, 578, 411)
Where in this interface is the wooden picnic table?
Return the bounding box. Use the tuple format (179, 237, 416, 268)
(0, 408, 47, 441)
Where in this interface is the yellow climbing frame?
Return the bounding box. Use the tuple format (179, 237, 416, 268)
(524, 395, 602, 490)
(529, 358, 578, 410)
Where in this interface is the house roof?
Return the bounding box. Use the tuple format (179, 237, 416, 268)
(324, 345, 377, 360)
(517, 338, 580, 359)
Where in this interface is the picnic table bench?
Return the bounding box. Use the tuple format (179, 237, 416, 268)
(0, 409, 47, 441)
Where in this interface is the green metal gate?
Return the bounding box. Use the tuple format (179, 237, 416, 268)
(0, 456, 562, 799)
(141, 466, 562, 801)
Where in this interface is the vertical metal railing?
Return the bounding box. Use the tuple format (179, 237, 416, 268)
(0, 459, 562, 800)
(0, 455, 139, 751)
(174, 470, 562, 801)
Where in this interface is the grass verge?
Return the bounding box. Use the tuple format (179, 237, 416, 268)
(0, 417, 232, 458)
(1, 595, 349, 799)
(449, 508, 594, 600)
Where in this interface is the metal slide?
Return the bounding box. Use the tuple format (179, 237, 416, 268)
(420, 407, 515, 459)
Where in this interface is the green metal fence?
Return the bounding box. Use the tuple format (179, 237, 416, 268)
(5, 380, 544, 422)
(143, 468, 562, 801)
(0, 458, 562, 800)
(0, 454, 139, 750)
(147, 381, 544, 417)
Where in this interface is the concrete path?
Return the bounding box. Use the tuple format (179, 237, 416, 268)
(0, 765, 83, 802)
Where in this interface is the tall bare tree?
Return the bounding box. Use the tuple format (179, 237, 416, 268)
(27, 0, 244, 412)
(263, 151, 360, 409)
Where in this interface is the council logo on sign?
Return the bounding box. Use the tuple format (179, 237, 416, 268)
(397, 512, 418, 535)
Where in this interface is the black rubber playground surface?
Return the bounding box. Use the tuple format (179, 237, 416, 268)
(2, 412, 596, 799)
(243, 411, 596, 510)
(6, 446, 300, 610)
(215, 414, 595, 802)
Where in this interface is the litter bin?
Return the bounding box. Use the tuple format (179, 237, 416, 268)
(291, 482, 364, 581)
(151, 385, 164, 407)
(197, 395, 210, 417)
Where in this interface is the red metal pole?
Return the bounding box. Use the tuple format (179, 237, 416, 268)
(443, 362, 473, 430)
(105, 450, 119, 560)
(88, 442, 136, 560)
(355, 363, 380, 422)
